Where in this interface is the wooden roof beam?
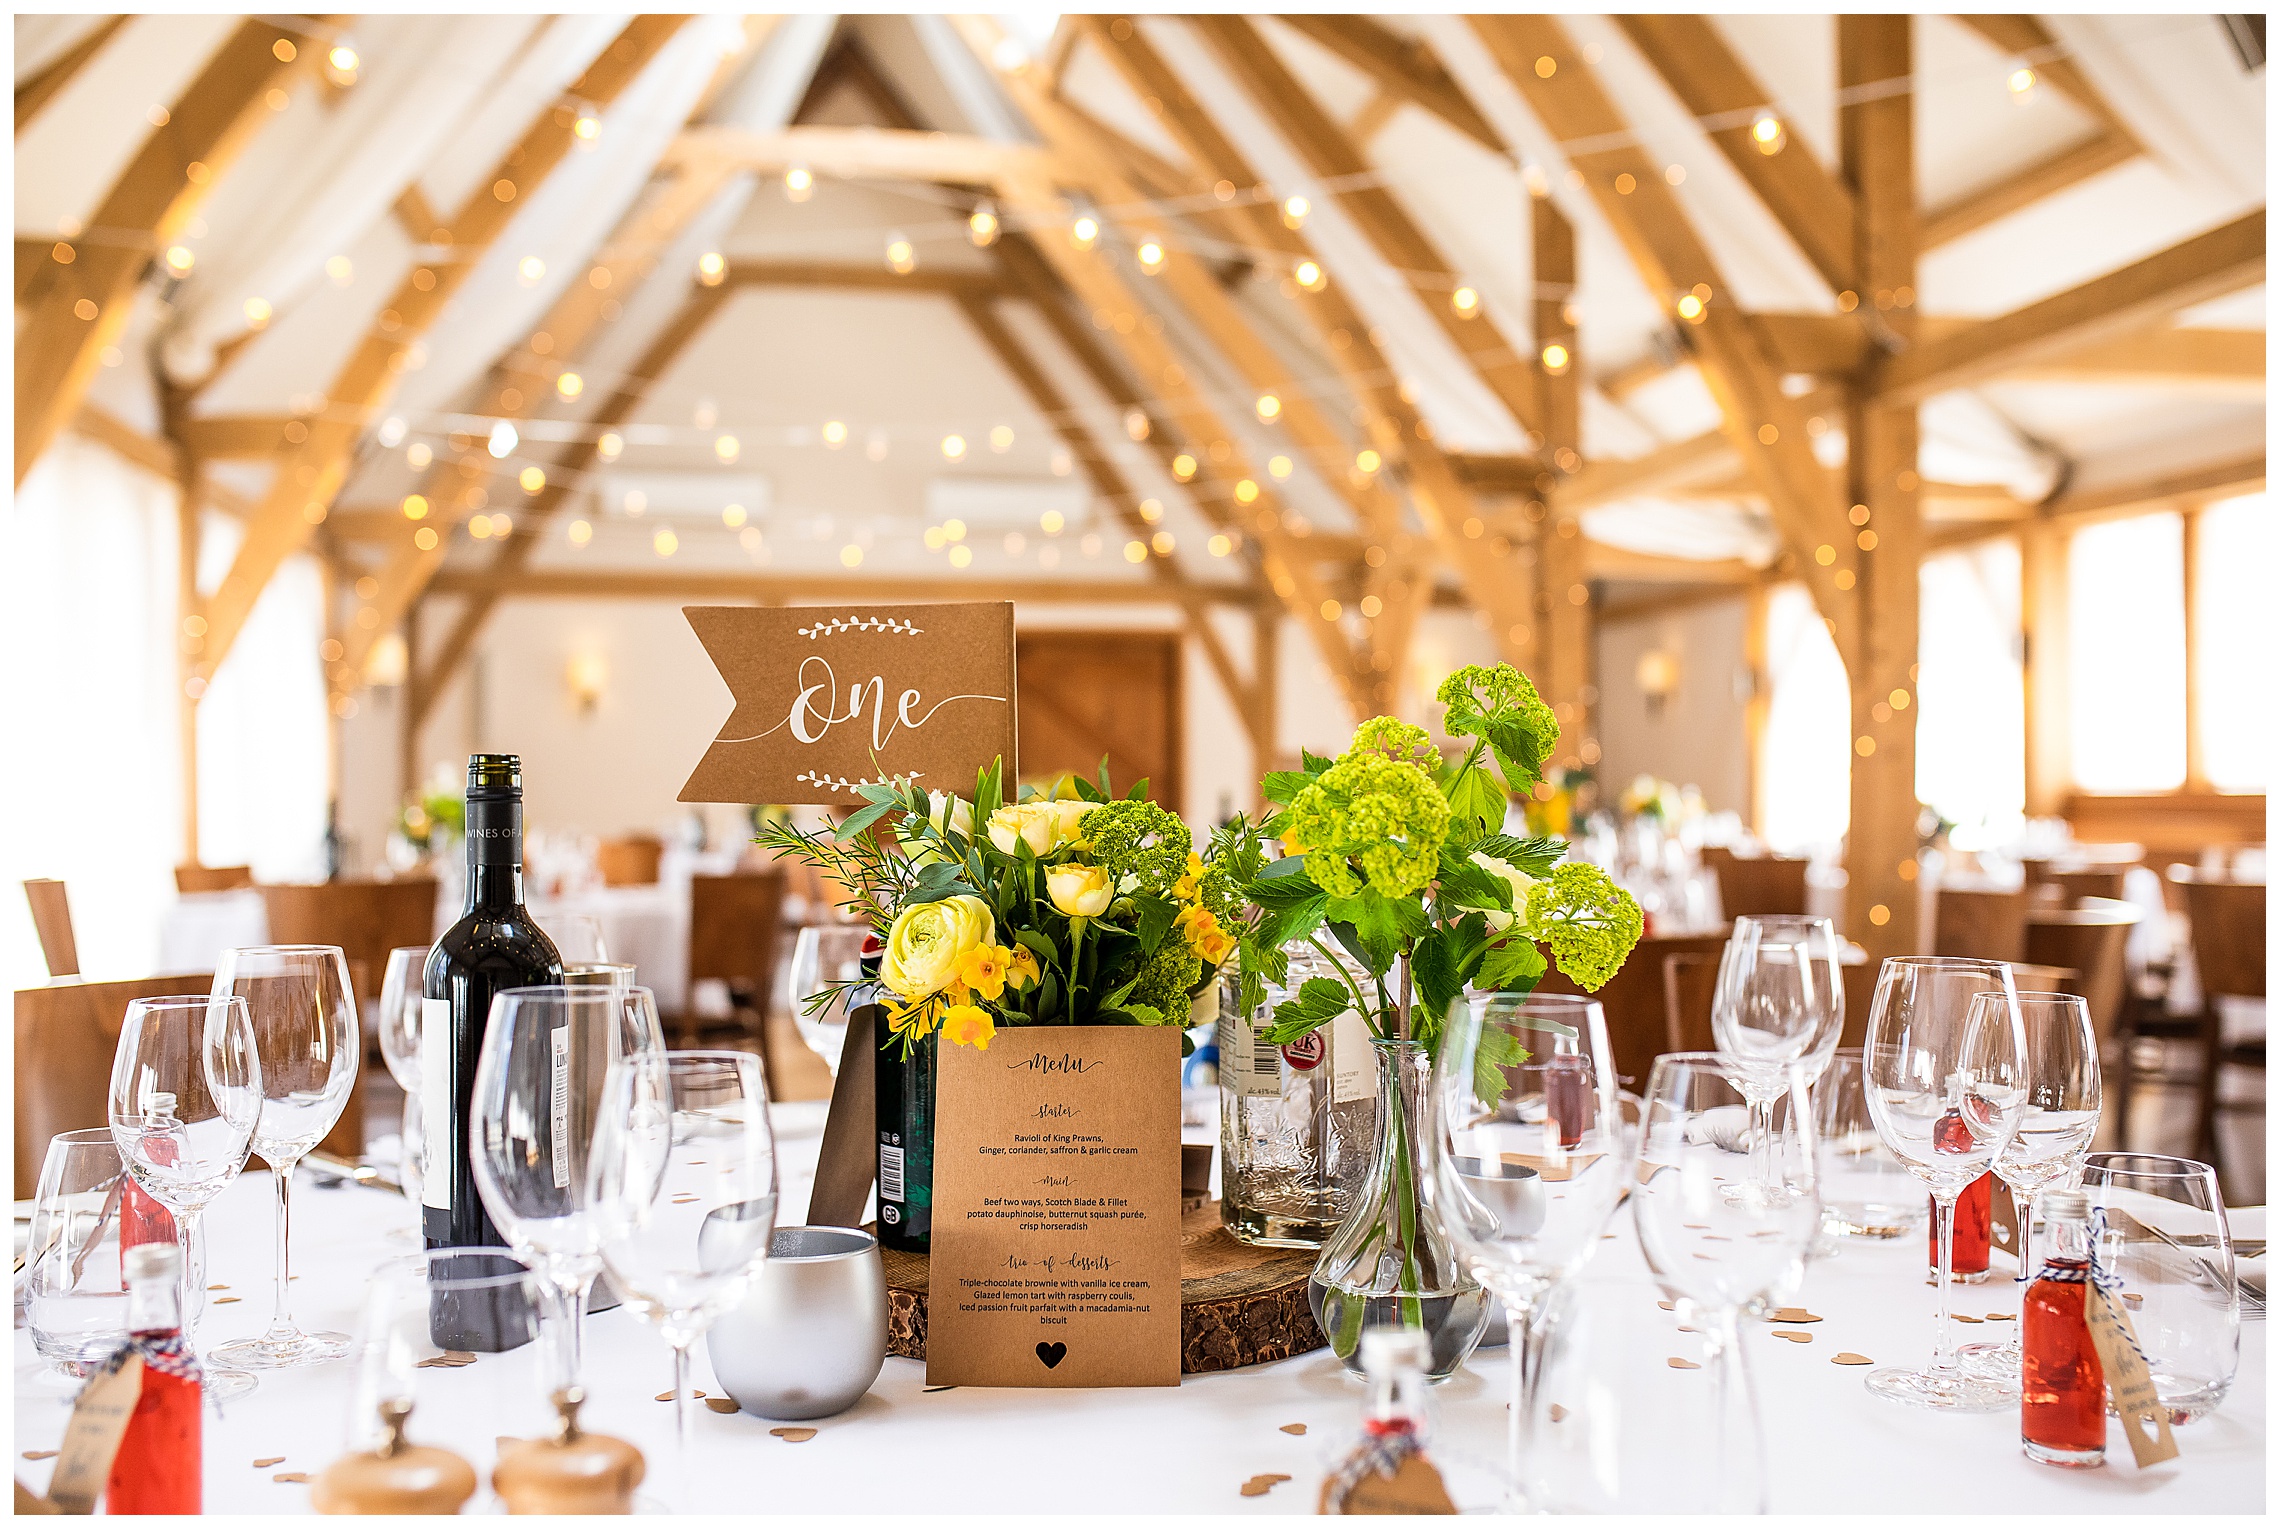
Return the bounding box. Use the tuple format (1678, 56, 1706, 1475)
(1274, 15, 1502, 152)
(1876, 211, 2266, 405)
(197, 17, 691, 684)
(425, 568, 1267, 608)
(1614, 16, 1859, 294)
(664, 122, 1058, 189)
(1922, 130, 2136, 249)
(16, 20, 312, 486)
(15, 17, 128, 135)
(1953, 16, 2142, 149)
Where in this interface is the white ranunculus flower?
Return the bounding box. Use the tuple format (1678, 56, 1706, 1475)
(1465, 849, 1537, 932)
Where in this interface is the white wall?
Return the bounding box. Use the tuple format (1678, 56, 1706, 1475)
(1595, 597, 1753, 817)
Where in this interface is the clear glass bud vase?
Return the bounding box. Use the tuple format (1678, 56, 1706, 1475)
(1307, 1038, 1493, 1381)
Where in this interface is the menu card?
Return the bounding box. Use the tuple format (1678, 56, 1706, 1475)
(925, 1027, 1182, 1387)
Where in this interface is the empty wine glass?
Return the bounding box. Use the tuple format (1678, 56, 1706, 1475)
(379, 946, 431, 1210)
(107, 994, 263, 1395)
(1427, 992, 1628, 1512)
(1959, 992, 2101, 1384)
(588, 1051, 778, 1470)
(1860, 957, 2029, 1411)
(24, 1130, 135, 1380)
(471, 985, 666, 1392)
(1633, 1054, 1821, 1513)
(1811, 1050, 1928, 1244)
(1712, 916, 1844, 1185)
(209, 944, 362, 1369)
(544, 914, 610, 965)
(786, 924, 874, 1072)
(2082, 1152, 2240, 1422)
(352, 1248, 543, 1462)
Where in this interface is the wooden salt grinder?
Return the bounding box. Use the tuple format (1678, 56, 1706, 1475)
(310, 1398, 478, 1515)
(492, 1387, 645, 1515)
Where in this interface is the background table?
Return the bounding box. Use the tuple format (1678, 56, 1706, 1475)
(15, 1106, 2263, 1514)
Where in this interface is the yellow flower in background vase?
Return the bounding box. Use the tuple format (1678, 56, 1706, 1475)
(987, 802, 1061, 856)
(1047, 863, 1113, 918)
(940, 1004, 996, 1050)
(1006, 945, 1041, 991)
(959, 944, 1013, 1001)
(881, 894, 994, 1002)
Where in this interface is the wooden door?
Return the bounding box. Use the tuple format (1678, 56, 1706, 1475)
(1015, 632, 1184, 813)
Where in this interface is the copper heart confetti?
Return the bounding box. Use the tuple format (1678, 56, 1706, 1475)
(416, 1351, 476, 1369)
(1773, 1331, 1812, 1343)
(1548, 1404, 1569, 1422)
(1771, 1308, 1821, 1324)
(1986, 1312, 2015, 1321)
(1279, 1424, 1307, 1436)
(1667, 1357, 1701, 1370)
(1240, 1474, 1293, 1497)
(252, 1457, 286, 1469)
(22, 1451, 57, 1462)
(1832, 1353, 1872, 1366)
(273, 1473, 311, 1484)
(770, 1428, 818, 1443)
(1656, 1300, 1676, 1311)
(1954, 1314, 1983, 1324)
(704, 1398, 739, 1414)
(654, 1392, 675, 1402)
(213, 1296, 242, 1305)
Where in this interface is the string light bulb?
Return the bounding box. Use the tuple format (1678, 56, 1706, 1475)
(555, 371, 583, 400)
(1281, 194, 1309, 229)
(1070, 215, 1099, 251)
(573, 110, 601, 143)
(1171, 453, 1197, 481)
(1355, 448, 1381, 474)
(1136, 239, 1165, 273)
(885, 233, 915, 274)
(1540, 342, 1570, 373)
(1254, 394, 1281, 422)
(1294, 259, 1327, 292)
(163, 245, 195, 276)
(1450, 285, 1481, 319)
(968, 202, 1000, 247)
(325, 254, 353, 285)
(654, 527, 677, 557)
(941, 434, 967, 461)
(722, 503, 746, 527)
(1268, 455, 1293, 480)
(596, 431, 622, 462)
(2008, 66, 2037, 99)
(401, 494, 428, 521)
(714, 434, 739, 464)
(1750, 111, 1786, 155)
(324, 43, 359, 86)
(567, 519, 591, 547)
(990, 425, 1014, 452)
(244, 296, 272, 329)
(487, 420, 518, 458)
(822, 419, 848, 448)
(1676, 292, 1706, 322)
(784, 164, 813, 200)
(519, 467, 545, 493)
(517, 256, 545, 286)
(696, 251, 726, 286)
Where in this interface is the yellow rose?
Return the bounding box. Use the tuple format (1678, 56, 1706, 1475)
(881, 894, 995, 1002)
(940, 1003, 996, 1050)
(1007, 944, 1041, 991)
(959, 944, 1011, 1001)
(1050, 800, 1096, 845)
(987, 802, 1061, 856)
(1046, 863, 1113, 918)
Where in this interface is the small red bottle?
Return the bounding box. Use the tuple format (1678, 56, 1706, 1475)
(2021, 1189, 2105, 1468)
(1927, 1109, 1992, 1281)
(105, 1242, 202, 1514)
(120, 1091, 180, 1260)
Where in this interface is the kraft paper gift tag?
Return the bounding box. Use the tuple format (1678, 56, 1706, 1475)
(679, 602, 1017, 807)
(925, 1027, 1182, 1388)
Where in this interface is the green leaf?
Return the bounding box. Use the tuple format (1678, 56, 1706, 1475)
(1325, 890, 1426, 976)
(1261, 770, 1318, 804)
(1471, 1024, 1533, 1110)
(1014, 927, 1057, 964)
(1097, 757, 1116, 798)
(1475, 834, 1565, 879)
(1477, 936, 1547, 994)
(1261, 977, 1352, 1044)
(1301, 747, 1336, 774)
(1132, 892, 1178, 951)
(835, 798, 896, 841)
(1409, 928, 1466, 1030)
(1443, 763, 1505, 840)
(1125, 776, 1151, 801)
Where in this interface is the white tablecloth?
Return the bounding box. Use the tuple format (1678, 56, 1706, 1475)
(15, 1108, 2263, 1514)
(155, 890, 270, 974)
(528, 886, 689, 1014)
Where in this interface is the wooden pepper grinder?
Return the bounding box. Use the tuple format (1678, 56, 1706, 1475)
(493, 1388, 644, 1515)
(311, 1397, 477, 1515)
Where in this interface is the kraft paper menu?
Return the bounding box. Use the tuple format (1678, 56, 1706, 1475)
(926, 1027, 1182, 1388)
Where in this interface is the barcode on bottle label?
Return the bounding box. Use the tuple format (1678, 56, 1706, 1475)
(1219, 1009, 1282, 1098)
(421, 998, 452, 1211)
(550, 1023, 572, 1190)
(878, 1142, 906, 1202)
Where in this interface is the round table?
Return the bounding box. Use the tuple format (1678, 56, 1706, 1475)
(14, 1106, 2263, 1513)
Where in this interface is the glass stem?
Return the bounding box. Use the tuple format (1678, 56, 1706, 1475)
(176, 1206, 207, 1344)
(1930, 1191, 1959, 1382)
(266, 1158, 299, 1342)
(1715, 1306, 1767, 1513)
(1747, 1096, 1775, 1185)
(671, 1338, 695, 1472)
(2009, 1189, 2036, 1360)
(1504, 1297, 1540, 1511)
(570, 1274, 595, 1388)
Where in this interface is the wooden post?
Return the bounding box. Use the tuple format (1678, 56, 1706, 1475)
(2020, 522, 2071, 816)
(176, 477, 202, 866)
(2181, 504, 2206, 792)
(1539, 516, 1592, 771)
(1839, 17, 1922, 959)
(1744, 584, 1771, 837)
(1251, 608, 1282, 789)
(399, 599, 421, 811)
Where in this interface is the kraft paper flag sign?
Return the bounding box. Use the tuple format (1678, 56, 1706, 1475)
(679, 603, 1018, 806)
(926, 1027, 1183, 1388)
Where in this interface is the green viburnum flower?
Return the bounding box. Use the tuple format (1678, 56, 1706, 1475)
(1078, 799, 1192, 896)
(1287, 755, 1451, 900)
(1523, 862, 1645, 992)
(1126, 937, 1203, 1021)
(1437, 663, 1560, 789)
(1344, 715, 1439, 769)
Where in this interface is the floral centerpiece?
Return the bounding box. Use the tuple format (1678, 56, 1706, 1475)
(1237, 663, 1645, 1376)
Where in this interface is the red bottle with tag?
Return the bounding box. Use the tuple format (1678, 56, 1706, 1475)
(105, 1242, 201, 1514)
(2020, 1189, 2105, 1467)
(1927, 1108, 1992, 1280)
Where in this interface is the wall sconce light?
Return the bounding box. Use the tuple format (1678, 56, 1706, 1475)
(365, 631, 408, 688)
(566, 652, 607, 715)
(1636, 648, 1680, 715)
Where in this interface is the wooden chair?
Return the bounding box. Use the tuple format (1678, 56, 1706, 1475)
(597, 834, 664, 887)
(2179, 877, 2266, 1196)
(21, 879, 79, 978)
(1535, 930, 1731, 1090)
(2025, 898, 2138, 1055)
(1703, 847, 1810, 918)
(258, 879, 437, 997)
(686, 872, 831, 1101)
(1661, 951, 1720, 1055)
(1932, 886, 2030, 963)
(14, 976, 209, 1197)
(2045, 868, 2131, 906)
(174, 864, 254, 893)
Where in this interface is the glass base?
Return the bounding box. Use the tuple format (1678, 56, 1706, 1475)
(204, 1367, 259, 1402)
(1864, 1364, 2018, 1412)
(1956, 1340, 2022, 1386)
(2022, 1439, 2106, 1468)
(211, 1328, 351, 1370)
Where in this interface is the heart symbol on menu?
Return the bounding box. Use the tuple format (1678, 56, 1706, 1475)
(1035, 1341, 1067, 1370)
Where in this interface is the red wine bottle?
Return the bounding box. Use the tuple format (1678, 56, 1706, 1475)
(423, 755, 560, 1350)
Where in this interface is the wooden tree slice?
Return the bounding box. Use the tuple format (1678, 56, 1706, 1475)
(879, 1201, 1326, 1374)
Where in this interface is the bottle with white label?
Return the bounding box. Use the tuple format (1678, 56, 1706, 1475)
(422, 754, 561, 1350)
(1219, 946, 1380, 1249)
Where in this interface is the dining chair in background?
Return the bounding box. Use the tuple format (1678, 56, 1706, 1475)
(21, 878, 79, 979)
(597, 834, 664, 887)
(174, 864, 255, 893)
(1702, 846, 1810, 918)
(1931, 885, 2030, 963)
(12, 975, 207, 1197)
(2178, 875, 2267, 1200)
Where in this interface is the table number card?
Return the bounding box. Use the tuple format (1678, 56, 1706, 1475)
(926, 1027, 1182, 1388)
(678, 602, 1017, 807)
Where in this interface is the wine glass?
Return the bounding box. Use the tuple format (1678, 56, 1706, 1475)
(471, 985, 666, 1392)
(351, 1248, 543, 1464)
(544, 914, 610, 965)
(1860, 957, 2029, 1410)
(588, 1051, 778, 1472)
(1427, 992, 1628, 1512)
(1712, 916, 1844, 1185)
(209, 944, 362, 1369)
(786, 924, 873, 1072)
(1632, 1054, 1821, 1513)
(379, 946, 431, 1210)
(1811, 1049, 1928, 1244)
(107, 993, 263, 1395)
(1959, 992, 2101, 1384)
(2082, 1152, 2240, 1422)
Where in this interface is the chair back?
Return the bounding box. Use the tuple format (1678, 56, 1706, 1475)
(1703, 847, 1810, 918)
(14, 976, 211, 1198)
(2044, 868, 2130, 906)
(2024, 897, 2139, 1049)
(258, 879, 437, 997)
(689, 871, 789, 992)
(175, 864, 254, 893)
(1932, 886, 2029, 963)
(1534, 930, 1731, 1089)
(1661, 951, 1720, 1055)
(597, 835, 664, 887)
(22, 879, 79, 978)
(2179, 877, 2267, 1002)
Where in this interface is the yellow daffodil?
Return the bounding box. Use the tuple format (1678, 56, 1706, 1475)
(959, 943, 1012, 1001)
(941, 1003, 996, 1050)
(1173, 852, 1205, 902)
(1007, 944, 1041, 991)
(1047, 863, 1113, 918)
